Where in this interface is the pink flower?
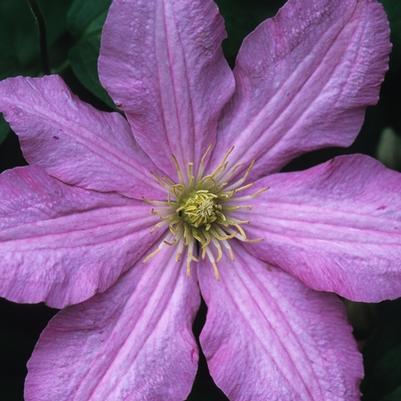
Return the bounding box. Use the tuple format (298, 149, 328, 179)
(0, 0, 398, 400)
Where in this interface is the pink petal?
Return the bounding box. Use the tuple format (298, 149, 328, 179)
(0, 166, 162, 308)
(212, 0, 390, 179)
(240, 155, 401, 302)
(0, 75, 164, 199)
(99, 0, 235, 176)
(198, 246, 363, 401)
(26, 246, 200, 401)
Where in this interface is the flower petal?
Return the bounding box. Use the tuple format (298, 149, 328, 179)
(0, 166, 162, 308)
(26, 246, 200, 401)
(239, 155, 401, 302)
(0, 75, 164, 199)
(212, 0, 390, 179)
(198, 247, 363, 401)
(99, 0, 235, 176)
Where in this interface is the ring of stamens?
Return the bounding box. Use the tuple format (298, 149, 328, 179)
(145, 146, 266, 279)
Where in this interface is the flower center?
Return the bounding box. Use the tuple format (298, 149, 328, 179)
(178, 190, 221, 229)
(145, 147, 265, 279)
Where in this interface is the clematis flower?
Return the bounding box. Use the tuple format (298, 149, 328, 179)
(0, 0, 399, 399)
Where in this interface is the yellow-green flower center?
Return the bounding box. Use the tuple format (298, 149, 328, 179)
(178, 190, 221, 229)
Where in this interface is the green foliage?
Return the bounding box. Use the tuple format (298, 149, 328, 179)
(0, 0, 71, 143)
(69, 34, 114, 108)
(67, 0, 111, 38)
(216, 0, 285, 64)
(377, 128, 401, 170)
(381, 0, 401, 70)
(66, 0, 114, 108)
(362, 299, 401, 401)
(0, 1, 39, 77)
(0, 117, 9, 145)
(0, 0, 70, 77)
(381, 386, 401, 401)
(378, 0, 401, 135)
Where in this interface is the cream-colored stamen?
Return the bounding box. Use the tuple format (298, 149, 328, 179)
(144, 146, 266, 277)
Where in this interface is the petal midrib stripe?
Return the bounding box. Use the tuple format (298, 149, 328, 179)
(81, 249, 181, 401)
(220, 269, 316, 400)
(227, 1, 360, 171)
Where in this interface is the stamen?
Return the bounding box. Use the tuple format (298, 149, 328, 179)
(230, 187, 268, 202)
(143, 245, 162, 263)
(150, 173, 175, 192)
(206, 248, 221, 280)
(163, 238, 178, 246)
(145, 199, 171, 207)
(175, 240, 184, 262)
(148, 145, 264, 279)
(224, 205, 253, 212)
(222, 240, 235, 261)
(186, 239, 198, 277)
(172, 154, 185, 183)
(242, 237, 264, 244)
(196, 144, 212, 181)
(212, 239, 223, 262)
(150, 221, 168, 232)
(220, 162, 243, 186)
(225, 160, 255, 191)
(233, 183, 255, 193)
(187, 162, 194, 186)
(208, 145, 234, 180)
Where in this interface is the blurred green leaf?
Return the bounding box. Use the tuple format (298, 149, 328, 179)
(39, 0, 73, 72)
(0, 0, 71, 77)
(381, 0, 401, 69)
(362, 299, 401, 401)
(69, 34, 114, 108)
(345, 301, 377, 337)
(370, 344, 401, 397)
(67, 0, 111, 37)
(380, 386, 401, 401)
(66, 0, 114, 108)
(0, 0, 72, 144)
(0, 117, 10, 145)
(0, 0, 39, 145)
(0, 0, 40, 77)
(376, 1, 401, 134)
(39, 0, 72, 44)
(216, 0, 285, 64)
(377, 127, 401, 170)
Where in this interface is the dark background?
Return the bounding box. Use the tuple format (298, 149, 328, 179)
(0, 0, 401, 400)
